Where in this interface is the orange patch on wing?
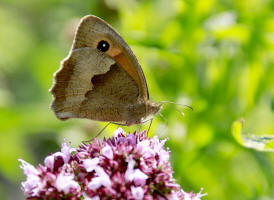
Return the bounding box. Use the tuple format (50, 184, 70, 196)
(114, 53, 140, 88)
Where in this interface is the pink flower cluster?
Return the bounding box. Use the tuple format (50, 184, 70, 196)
(19, 128, 206, 200)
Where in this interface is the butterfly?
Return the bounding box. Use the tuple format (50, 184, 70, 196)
(50, 15, 162, 126)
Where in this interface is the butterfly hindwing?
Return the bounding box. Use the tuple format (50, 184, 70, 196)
(50, 47, 115, 120)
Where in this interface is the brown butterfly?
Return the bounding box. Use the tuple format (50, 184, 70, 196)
(50, 15, 162, 126)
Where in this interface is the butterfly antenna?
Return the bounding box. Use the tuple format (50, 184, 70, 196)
(158, 113, 168, 127)
(158, 101, 193, 111)
(157, 101, 194, 119)
(174, 106, 186, 117)
(156, 113, 169, 136)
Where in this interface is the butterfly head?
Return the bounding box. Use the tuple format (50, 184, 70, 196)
(147, 101, 162, 117)
(125, 101, 162, 126)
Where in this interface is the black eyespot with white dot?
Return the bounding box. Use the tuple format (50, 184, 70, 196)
(97, 40, 110, 52)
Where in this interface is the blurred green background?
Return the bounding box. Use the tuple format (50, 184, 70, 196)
(0, 0, 273, 199)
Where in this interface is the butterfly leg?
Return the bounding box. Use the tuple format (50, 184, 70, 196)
(108, 122, 129, 134)
(147, 118, 153, 137)
(83, 122, 111, 143)
(110, 122, 128, 126)
(137, 124, 142, 132)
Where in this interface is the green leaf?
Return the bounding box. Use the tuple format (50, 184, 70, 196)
(232, 119, 274, 152)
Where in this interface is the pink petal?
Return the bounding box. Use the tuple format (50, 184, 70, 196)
(113, 127, 124, 138)
(87, 166, 112, 190)
(61, 141, 72, 163)
(167, 192, 180, 200)
(102, 145, 113, 160)
(44, 155, 54, 171)
(132, 169, 148, 186)
(94, 166, 111, 188)
(137, 140, 155, 159)
(21, 174, 41, 196)
(56, 173, 80, 194)
(83, 194, 100, 200)
(18, 159, 39, 176)
(131, 186, 144, 200)
(125, 157, 148, 185)
(125, 158, 135, 182)
(126, 134, 136, 145)
(159, 149, 170, 164)
(88, 177, 102, 190)
(83, 158, 99, 172)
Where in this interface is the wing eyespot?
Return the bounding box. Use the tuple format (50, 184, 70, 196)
(97, 40, 110, 52)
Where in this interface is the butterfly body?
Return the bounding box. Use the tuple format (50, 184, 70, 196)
(50, 15, 161, 125)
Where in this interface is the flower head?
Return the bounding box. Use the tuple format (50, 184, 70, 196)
(19, 128, 206, 199)
(19, 142, 81, 199)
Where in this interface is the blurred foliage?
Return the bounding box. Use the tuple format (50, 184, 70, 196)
(0, 0, 273, 199)
(232, 119, 274, 152)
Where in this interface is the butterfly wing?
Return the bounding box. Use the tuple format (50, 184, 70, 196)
(72, 15, 149, 100)
(50, 15, 158, 124)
